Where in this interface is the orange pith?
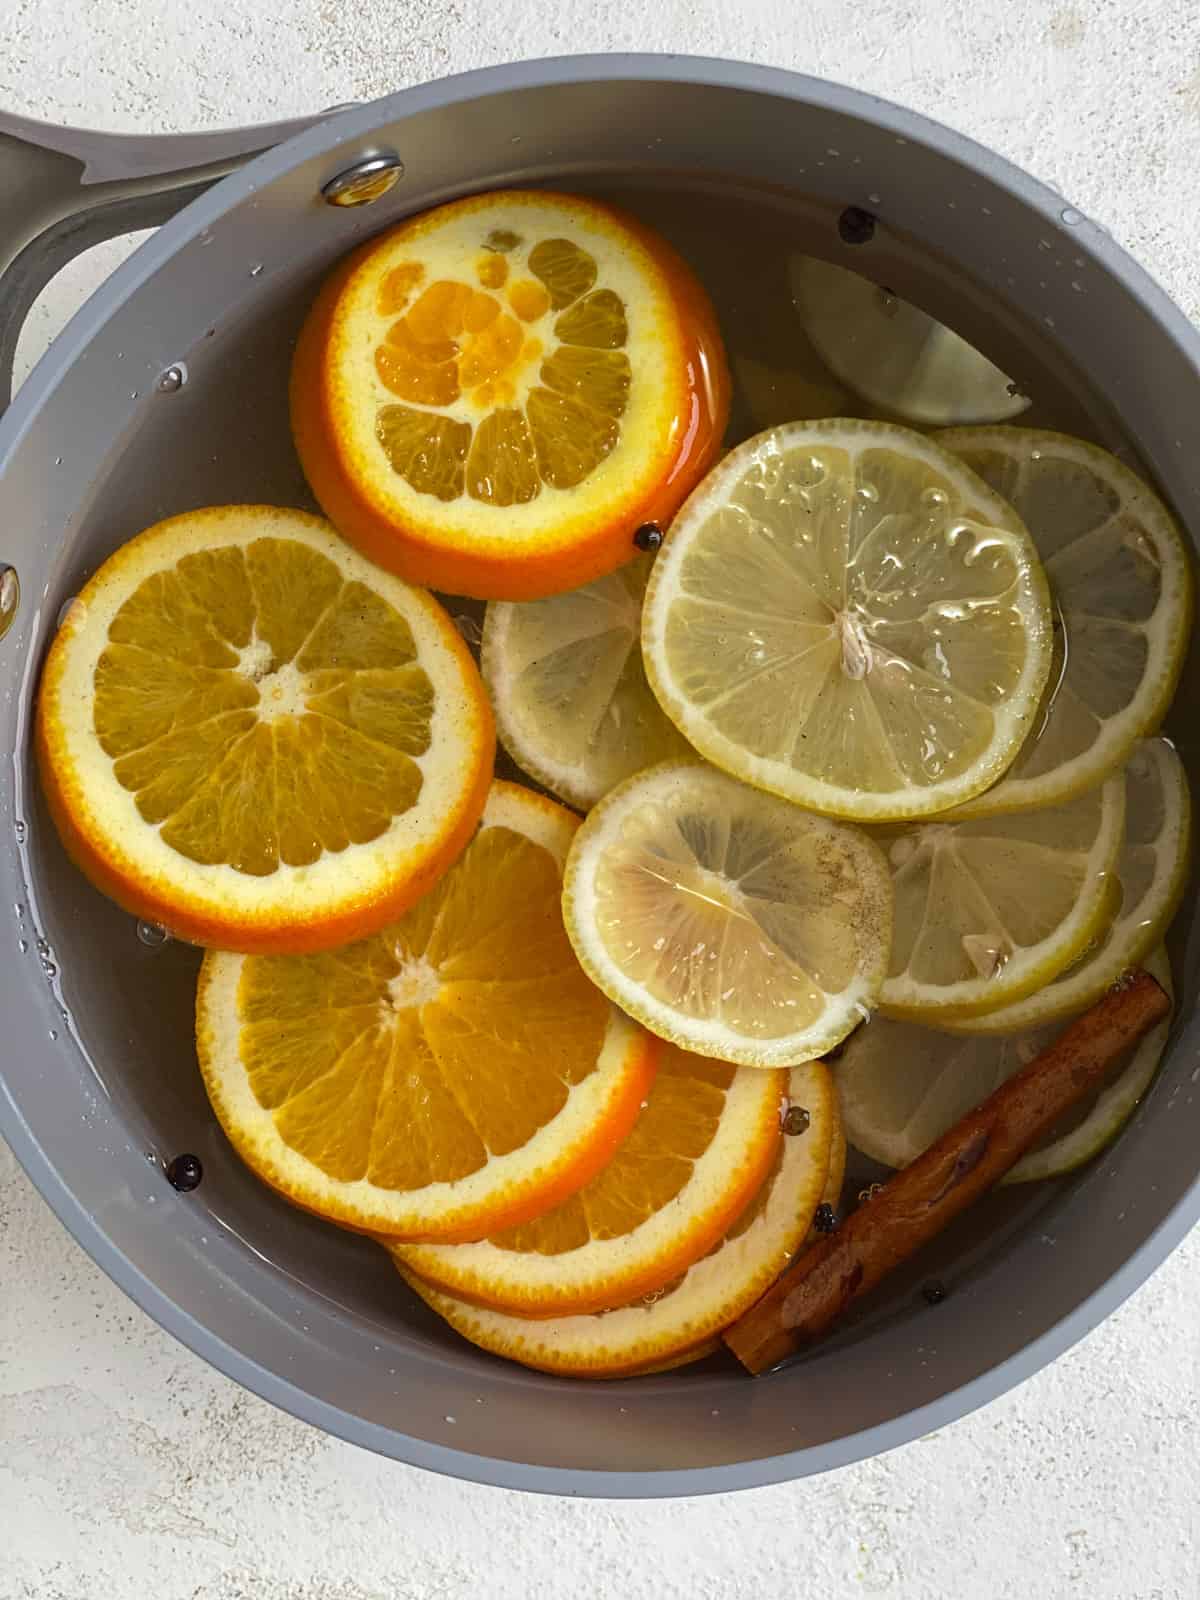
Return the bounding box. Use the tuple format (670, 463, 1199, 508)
(291, 189, 730, 601)
(196, 781, 659, 1240)
(36, 505, 494, 953)
(394, 1045, 786, 1316)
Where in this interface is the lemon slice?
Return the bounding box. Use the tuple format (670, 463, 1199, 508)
(791, 257, 1031, 426)
(398, 1059, 835, 1376)
(292, 189, 729, 600)
(948, 739, 1189, 1033)
(562, 761, 893, 1067)
(837, 948, 1172, 1182)
(393, 1046, 786, 1317)
(196, 782, 657, 1239)
(481, 554, 693, 810)
(36, 506, 493, 953)
(877, 773, 1125, 1020)
(938, 428, 1193, 816)
(641, 420, 1053, 821)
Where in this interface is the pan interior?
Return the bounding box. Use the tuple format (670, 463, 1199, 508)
(9, 157, 1199, 1483)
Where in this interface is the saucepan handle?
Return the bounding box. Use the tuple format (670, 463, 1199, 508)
(0, 108, 329, 409)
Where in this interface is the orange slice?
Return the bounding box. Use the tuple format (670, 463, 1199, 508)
(196, 781, 658, 1239)
(394, 1045, 786, 1316)
(398, 1059, 835, 1376)
(36, 505, 493, 953)
(630, 1107, 847, 1376)
(291, 189, 730, 600)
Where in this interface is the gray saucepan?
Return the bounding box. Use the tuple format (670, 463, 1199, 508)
(1, 55, 1196, 1496)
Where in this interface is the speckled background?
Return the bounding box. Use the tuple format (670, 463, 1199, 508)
(2, 4, 1199, 1595)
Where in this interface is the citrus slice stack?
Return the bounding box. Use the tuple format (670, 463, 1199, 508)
(938, 428, 1193, 817)
(836, 948, 1172, 1183)
(876, 773, 1125, 1021)
(947, 738, 1189, 1033)
(36, 505, 493, 953)
(292, 189, 730, 600)
(641, 419, 1053, 821)
(196, 782, 658, 1239)
(399, 1058, 836, 1376)
(394, 1045, 786, 1316)
(562, 761, 893, 1067)
(482, 553, 693, 810)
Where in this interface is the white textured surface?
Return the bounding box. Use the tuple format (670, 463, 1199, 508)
(2, 3, 1200, 1594)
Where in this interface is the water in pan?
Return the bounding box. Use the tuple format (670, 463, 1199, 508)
(17, 171, 1197, 1375)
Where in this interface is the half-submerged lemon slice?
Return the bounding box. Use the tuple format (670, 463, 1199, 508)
(196, 782, 658, 1239)
(37, 506, 493, 953)
(642, 420, 1053, 821)
(482, 553, 692, 810)
(876, 773, 1125, 1021)
(563, 762, 893, 1067)
(947, 738, 1188, 1033)
(292, 189, 730, 600)
(791, 258, 1031, 426)
(939, 428, 1193, 816)
(837, 948, 1172, 1183)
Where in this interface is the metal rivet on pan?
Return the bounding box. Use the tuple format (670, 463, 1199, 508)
(838, 206, 876, 244)
(0, 566, 19, 639)
(157, 363, 188, 393)
(321, 153, 405, 207)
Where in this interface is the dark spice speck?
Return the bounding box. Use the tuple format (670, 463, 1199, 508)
(165, 1153, 203, 1192)
(782, 1105, 811, 1136)
(633, 523, 663, 552)
(922, 1279, 948, 1305)
(813, 1202, 838, 1234)
(837, 206, 876, 245)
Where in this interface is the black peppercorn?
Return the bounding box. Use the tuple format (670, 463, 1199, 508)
(838, 206, 876, 245)
(813, 1202, 838, 1233)
(633, 523, 663, 553)
(782, 1105, 811, 1136)
(165, 1153, 203, 1192)
(922, 1279, 948, 1305)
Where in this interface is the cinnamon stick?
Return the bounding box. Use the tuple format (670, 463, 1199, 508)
(724, 969, 1170, 1375)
